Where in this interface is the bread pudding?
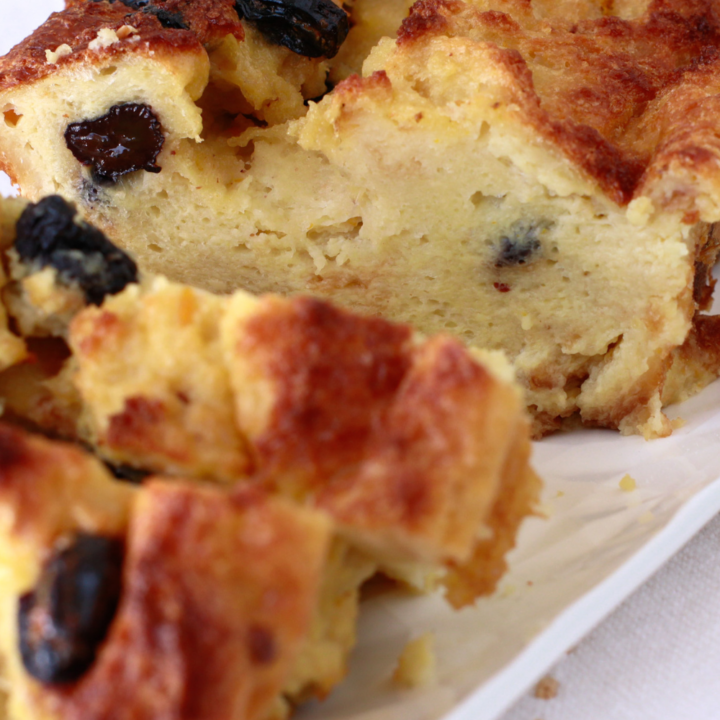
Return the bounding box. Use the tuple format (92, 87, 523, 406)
(0, 193, 540, 717)
(2, 0, 720, 438)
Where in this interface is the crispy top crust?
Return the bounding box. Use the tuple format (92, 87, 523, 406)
(0, 423, 330, 720)
(236, 296, 414, 491)
(226, 295, 526, 562)
(45, 481, 329, 720)
(390, 0, 720, 206)
(0, 0, 241, 92)
(0, 422, 132, 546)
(70, 282, 251, 482)
(66, 280, 537, 566)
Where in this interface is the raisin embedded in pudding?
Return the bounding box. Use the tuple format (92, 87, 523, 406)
(494, 220, 548, 268)
(64, 103, 165, 184)
(235, 0, 350, 58)
(14, 195, 138, 305)
(18, 534, 124, 684)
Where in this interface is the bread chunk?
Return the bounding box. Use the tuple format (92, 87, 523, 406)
(0, 424, 333, 720)
(2, 0, 720, 436)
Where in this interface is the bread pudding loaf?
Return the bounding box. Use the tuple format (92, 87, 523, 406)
(5, 0, 718, 438)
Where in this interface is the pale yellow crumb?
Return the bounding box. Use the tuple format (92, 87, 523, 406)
(639, 511, 655, 524)
(534, 675, 559, 700)
(619, 474, 637, 492)
(555, 490, 565, 498)
(500, 583, 517, 598)
(535, 502, 554, 518)
(671, 417, 686, 430)
(392, 633, 436, 689)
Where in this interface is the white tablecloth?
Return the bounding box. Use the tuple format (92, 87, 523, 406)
(501, 511, 720, 720)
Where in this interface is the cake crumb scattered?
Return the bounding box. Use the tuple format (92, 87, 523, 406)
(639, 510, 655, 524)
(534, 675, 559, 700)
(619, 474, 637, 492)
(536, 502, 554, 518)
(392, 633, 436, 688)
(671, 417, 686, 430)
(45, 44, 72, 64)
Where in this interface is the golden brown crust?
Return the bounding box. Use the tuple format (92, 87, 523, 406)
(64, 281, 539, 573)
(315, 336, 517, 562)
(65, 0, 245, 45)
(393, 0, 720, 205)
(0, 424, 331, 720)
(0, 1, 231, 93)
(443, 417, 541, 607)
(40, 481, 330, 720)
(228, 295, 532, 564)
(0, 422, 132, 545)
(237, 296, 414, 493)
(70, 284, 251, 482)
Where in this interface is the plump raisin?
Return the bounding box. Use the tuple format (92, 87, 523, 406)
(15, 196, 138, 306)
(235, 0, 350, 58)
(18, 534, 124, 684)
(64, 103, 164, 184)
(494, 220, 547, 268)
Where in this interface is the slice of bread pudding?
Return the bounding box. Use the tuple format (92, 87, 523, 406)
(3, 0, 720, 438)
(0, 194, 541, 716)
(0, 423, 337, 720)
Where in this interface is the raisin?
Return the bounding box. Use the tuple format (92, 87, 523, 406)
(105, 461, 151, 484)
(99, 0, 189, 30)
(494, 220, 547, 268)
(235, 0, 349, 58)
(64, 103, 164, 184)
(18, 534, 124, 684)
(145, 7, 188, 29)
(15, 196, 138, 306)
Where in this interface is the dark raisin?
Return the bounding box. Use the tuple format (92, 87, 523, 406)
(18, 534, 124, 684)
(64, 103, 164, 184)
(105, 462, 151, 484)
(15, 195, 138, 306)
(145, 7, 188, 29)
(494, 220, 547, 268)
(235, 0, 349, 58)
(116, 0, 150, 8)
(103, 0, 188, 27)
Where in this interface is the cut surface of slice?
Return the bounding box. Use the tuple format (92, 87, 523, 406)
(3, 1, 720, 436)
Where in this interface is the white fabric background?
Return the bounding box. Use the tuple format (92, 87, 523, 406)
(3, 2, 720, 718)
(501, 512, 720, 720)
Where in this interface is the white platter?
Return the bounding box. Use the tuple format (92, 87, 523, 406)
(3, 3, 720, 719)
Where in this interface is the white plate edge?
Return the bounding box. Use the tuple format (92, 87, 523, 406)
(444, 475, 720, 720)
